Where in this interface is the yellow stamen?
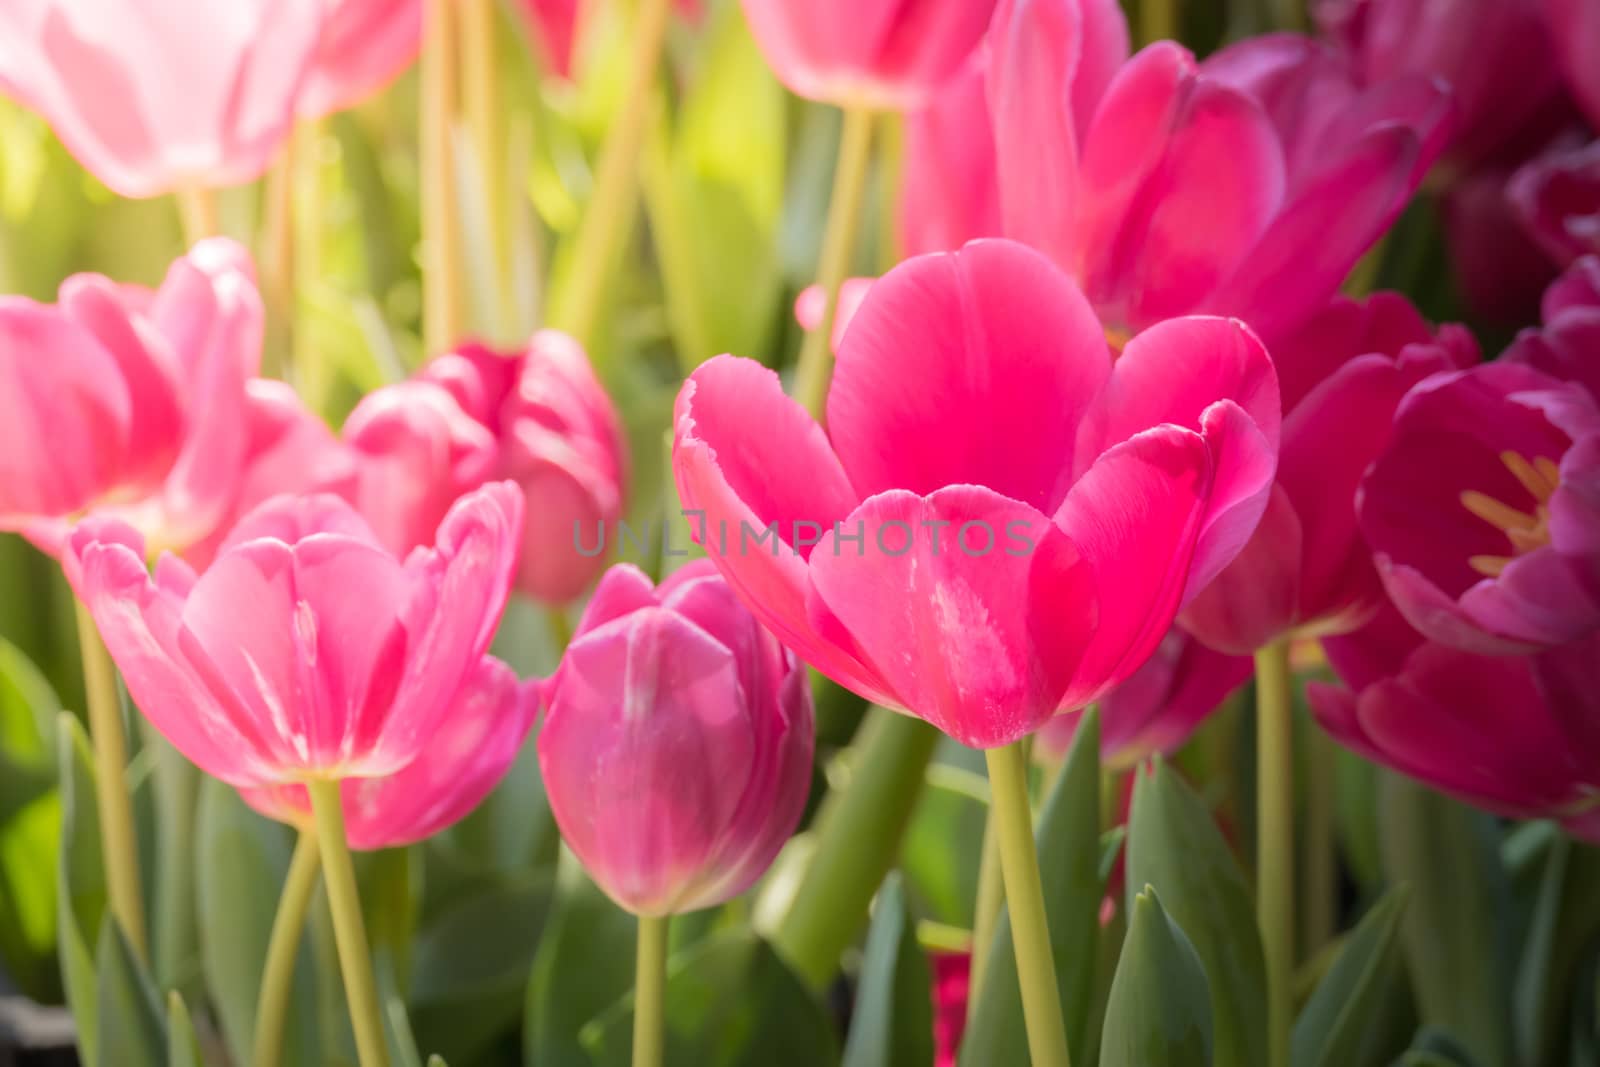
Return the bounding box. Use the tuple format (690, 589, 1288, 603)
(1460, 490, 1538, 535)
(1459, 450, 1562, 577)
(1501, 450, 1555, 501)
(1535, 455, 1562, 489)
(1468, 554, 1510, 577)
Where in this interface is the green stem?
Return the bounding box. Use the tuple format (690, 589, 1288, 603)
(966, 806, 1004, 1024)
(1302, 723, 1335, 956)
(252, 832, 321, 1067)
(985, 742, 1070, 1067)
(74, 601, 147, 962)
(792, 106, 874, 422)
(551, 0, 675, 348)
(766, 709, 939, 989)
(1140, 0, 1179, 42)
(422, 0, 464, 354)
(461, 0, 515, 339)
(1255, 641, 1294, 1067)
(176, 186, 219, 244)
(1269, 0, 1306, 30)
(307, 780, 389, 1067)
(632, 914, 669, 1067)
(147, 728, 197, 988)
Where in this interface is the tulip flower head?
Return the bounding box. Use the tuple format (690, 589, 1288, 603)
(674, 238, 1280, 749)
(1509, 139, 1600, 268)
(0, 0, 322, 197)
(539, 561, 815, 916)
(1546, 0, 1600, 132)
(740, 0, 998, 109)
(67, 484, 523, 788)
(0, 239, 262, 559)
(298, 0, 423, 120)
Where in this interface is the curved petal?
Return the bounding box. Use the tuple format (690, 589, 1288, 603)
(808, 485, 1096, 749)
(297, 0, 422, 120)
(829, 239, 1111, 512)
(1097, 627, 1251, 767)
(1178, 481, 1302, 654)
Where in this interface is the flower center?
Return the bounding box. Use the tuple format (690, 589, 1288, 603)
(1105, 326, 1132, 357)
(1460, 450, 1560, 577)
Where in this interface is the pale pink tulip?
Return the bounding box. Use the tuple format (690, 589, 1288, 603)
(0, 239, 262, 558)
(67, 485, 523, 787)
(674, 239, 1279, 749)
(740, 0, 997, 109)
(241, 656, 538, 849)
(539, 561, 814, 916)
(298, 0, 423, 120)
(0, 0, 322, 197)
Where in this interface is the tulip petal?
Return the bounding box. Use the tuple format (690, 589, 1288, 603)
(1178, 482, 1303, 654)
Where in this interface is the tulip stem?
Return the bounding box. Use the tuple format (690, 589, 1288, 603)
(551, 0, 675, 349)
(176, 186, 219, 244)
(793, 106, 875, 422)
(766, 708, 939, 989)
(252, 831, 321, 1067)
(1256, 640, 1295, 1067)
(632, 914, 669, 1067)
(73, 601, 147, 962)
(985, 741, 1070, 1067)
(967, 804, 1005, 1023)
(1140, 0, 1179, 43)
(422, 0, 465, 354)
(307, 780, 390, 1067)
(1302, 725, 1336, 955)
(461, 0, 515, 337)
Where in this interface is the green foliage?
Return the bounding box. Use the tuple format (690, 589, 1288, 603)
(840, 874, 933, 1067)
(0, 640, 62, 1000)
(1100, 887, 1213, 1067)
(1292, 887, 1410, 1067)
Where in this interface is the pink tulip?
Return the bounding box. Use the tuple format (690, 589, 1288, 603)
(1443, 164, 1561, 326)
(740, 0, 997, 109)
(673, 239, 1279, 749)
(1310, 603, 1600, 840)
(1359, 312, 1600, 653)
(1316, 0, 1570, 174)
(899, 57, 1000, 256)
(67, 484, 523, 788)
(421, 335, 628, 604)
(0, 239, 262, 558)
(1180, 293, 1478, 653)
(520, 0, 701, 80)
(930, 950, 971, 1067)
(794, 277, 875, 354)
(1035, 629, 1251, 768)
(298, 0, 423, 120)
(975, 0, 1449, 347)
(1509, 139, 1600, 268)
(1547, 0, 1600, 131)
(183, 379, 359, 570)
(0, 0, 321, 198)
(538, 561, 814, 916)
(240, 655, 538, 849)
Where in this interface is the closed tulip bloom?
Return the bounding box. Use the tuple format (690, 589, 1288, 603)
(0, 239, 262, 558)
(1317, 0, 1569, 174)
(1181, 293, 1478, 653)
(0, 0, 321, 198)
(1310, 605, 1600, 840)
(539, 561, 815, 916)
(1547, 0, 1600, 131)
(66, 484, 523, 787)
(240, 656, 538, 848)
(983, 0, 1451, 347)
(298, 0, 422, 120)
(740, 0, 997, 109)
(1509, 139, 1600, 268)
(674, 239, 1280, 750)
(421, 335, 628, 605)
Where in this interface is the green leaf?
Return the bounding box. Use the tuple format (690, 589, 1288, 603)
(1292, 886, 1410, 1067)
(961, 708, 1104, 1067)
(899, 765, 988, 927)
(1396, 1027, 1484, 1067)
(195, 777, 322, 1067)
(1513, 834, 1600, 1067)
(1377, 774, 1511, 1066)
(524, 872, 640, 1067)
(1100, 886, 1213, 1067)
(841, 874, 933, 1067)
(579, 929, 839, 1067)
(95, 917, 166, 1067)
(0, 640, 62, 999)
(56, 712, 104, 1064)
(1125, 758, 1268, 1067)
(427, 1057, 449, 1067)
(165, 991, 202, 1067)
(407, 875, 554, 1066)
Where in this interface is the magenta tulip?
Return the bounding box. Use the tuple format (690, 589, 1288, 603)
(1547, 0, 1600, 131)
(0, 0, 321, 197)
(0, 239, 262, 558)
(899, 58, 1001, 256)
(538, 561, 814, 916)
(674, 239, 1279, 749)
(740, 0, 997, 109)
(975, 0, 1450, 346)
(1316, 0, 1569, 174)
(67, 484, 523, 787)
(298, 0, 422, 120)
(241, 655, 537, 849)
(1509, 139, 1600, 268)
(1443, 164, 1562, 325)
(1181, 293, 1477, 653)
(1311, 604, 1600, 840)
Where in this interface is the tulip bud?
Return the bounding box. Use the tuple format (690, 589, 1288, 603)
(538, 562, 815, 916)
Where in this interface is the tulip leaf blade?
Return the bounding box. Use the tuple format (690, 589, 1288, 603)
(1513, 833, 1600, 1067)
(165, 990, 202, 1067)
(1099, 886, 1213, 1067)
(1290, 885, 1409, 1067)
(94, 916, 165, 1067)
(840, 872, 934, 1067)
(0, 639, 62, 1001)
(524, 872, 639, 1066)
(1126, 758, 1269, 1067)
(579, 928, 840, 1067)
(960, 707, 1104, 1067)
(55, 711, 104, 1064)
